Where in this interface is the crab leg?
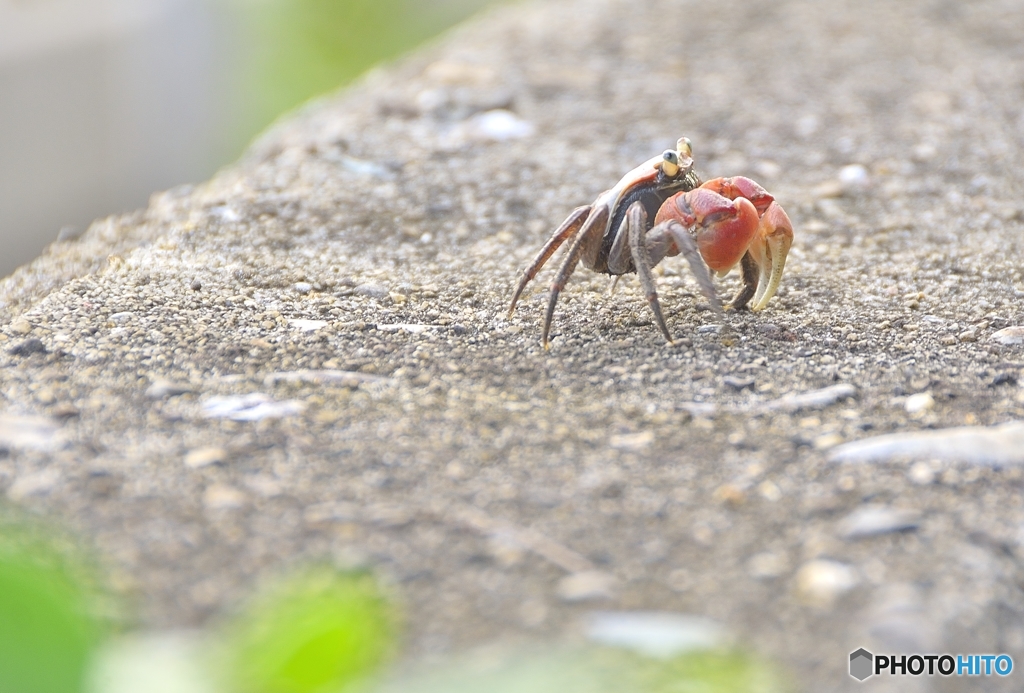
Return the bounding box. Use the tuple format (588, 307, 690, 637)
(654, 185, 761, 289)
(656, 221, 724, 314)
(508, 205, 591, 317)
(541, 205, 610, 347)
(727, 252, 759, 311)
(625, 202, 674, 343)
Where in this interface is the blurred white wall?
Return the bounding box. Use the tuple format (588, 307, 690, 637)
(0, 0, 220, 277)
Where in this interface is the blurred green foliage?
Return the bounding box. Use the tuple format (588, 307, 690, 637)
(226, 0, 497, 151)
(219, 567, 398, 693)
(0, 519, 103, 693)
(370, 645, 789, 693)
(637, 649, 789, 693)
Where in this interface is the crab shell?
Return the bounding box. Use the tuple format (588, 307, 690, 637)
(577, 147, 701, 272)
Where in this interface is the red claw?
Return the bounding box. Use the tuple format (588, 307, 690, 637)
(699, 176, 775, 216)
(748, 200, 794, 311)
(655, 188, 759, 273)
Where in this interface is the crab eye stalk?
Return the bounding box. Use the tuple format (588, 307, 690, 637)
(661, 150, 681, 177)
(677, 137, 692, 158)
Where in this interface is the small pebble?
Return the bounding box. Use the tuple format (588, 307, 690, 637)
(201, 393, 305, 421)
(758, 480, 782, 502)
(991, 373, 1017, 387)
(202, 484, 247, 510)
(813, 433, 844, 450)
(294, 282, 312, 294)
(912, 142, 937, 161)
(287, 319, 328, 332)
(585, 611, 727, 658)
(146, 379, 192, 399)
(56, 226, 82, 242)
(908, 462, 935, 485)
(51, 403, 80, 419)
(11, 318, 32, 335)
(904, 392, 934, 415)
(761, 384, 857, 413)
(829, 421, 1024, 465)
(244, 475, 282, 498)
(556, 570, 616, 602)
(354, 283, 388, 299)
(9, 338, 47, 356)
(838, 504, 920, 540)
(991, 326, 1024, 346)
(190, 279, 202, 291)
(812, 180, 843, 198)
(445, 461, 467, 479)
(795, 560, 858, 607)
(723, 375, 755, 391)
(838, 164, 870, 193)
(749, 551, 789, 579)
(35, 387, 56, 405)
(0, 414, 61, 452)
(713, 483, 746, 506)
(184, 447, 229, 469)
(460, 109, 535, 142)
(608, 431, 654, 451)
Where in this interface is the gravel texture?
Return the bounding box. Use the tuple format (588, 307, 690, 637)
(2, 0, 1024, 690)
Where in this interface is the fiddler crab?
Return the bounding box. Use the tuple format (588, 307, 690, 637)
(508, 137, 794, 347)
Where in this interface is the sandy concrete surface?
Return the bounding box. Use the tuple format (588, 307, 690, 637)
(2, 0, 1024, 690)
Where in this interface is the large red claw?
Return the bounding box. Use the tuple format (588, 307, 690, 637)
(749, 201, 794, 311)
(656, 188, 759, 273)
(700, 176, 775, 216)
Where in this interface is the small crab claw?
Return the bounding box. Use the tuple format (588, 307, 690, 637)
(699, 176, 775, 216)
(655, 187, 760, 274)
(747, 201, 794, 311)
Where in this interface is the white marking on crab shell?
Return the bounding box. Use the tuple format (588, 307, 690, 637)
(594, 153, 667, 237)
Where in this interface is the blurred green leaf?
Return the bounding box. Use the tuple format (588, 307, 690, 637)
(370, 646, 790, 693)
(223, 0, 498, 154)
(220, 567, 397, 693)
(638, 649, 790, 693)
(0, 521, 103, 693)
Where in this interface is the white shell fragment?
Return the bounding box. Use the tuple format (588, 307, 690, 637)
(585, 611, 729, 658)
(0, 414, 62, 452)
(795, 560, 859, 606)
(201, 393, 305, 421)
(459, 109, 535, 143)
(828, 421, 1024, 465)
(838, 164, 870, 193)
(838, 504, 921, 540)
(286, 319, 327, 332)
(904, 392, 934, 414)
(608, 430, 654, 451)
(990, 326, 1024, 345)
(760, 384, 857, 413)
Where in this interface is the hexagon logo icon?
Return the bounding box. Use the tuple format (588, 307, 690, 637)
(850, 648, 874, 681)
